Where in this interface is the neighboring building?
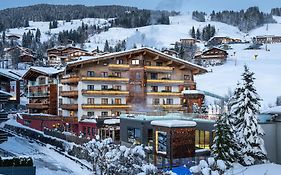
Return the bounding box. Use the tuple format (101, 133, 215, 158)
(47, 46, 93, 66)
(60, 47, 207, 123)
(120, 112, 216, 150)
(1, 46, 35, 68)
(23, 67, 63, 115)
(194, 47, 228, 66)
(253, 35, 281, 44)
(179, 38, 199, 45)
(162, 49, 179, 57)
(0, 69, 22, 106)
(207, 36, 242, 46)
(0, 90, 12, 143)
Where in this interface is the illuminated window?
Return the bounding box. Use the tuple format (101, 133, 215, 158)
(115, 98, 121, 104)
(132, 59, 140, 65)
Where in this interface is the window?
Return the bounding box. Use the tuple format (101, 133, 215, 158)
(101, 72, 108, 77)
(38, 77, 45, 85)
(101, 85, 108, 90)
(132, 59, 140, 65)
(117, 59, 123, 64)
(113, 72, 121, 77)
(156, 62, 163, 66)
(87, 98, 95, 104)
(70, 111, 75, 117)
(101, 111, 108, 117)
(127, 128, 141, 144)
(115, 98, 121, 104)
(153, 98, 160, 105)
(166, 99, 173, 105)
(59, 99, 63, 105)
(151, 73, 158, 80)
(164, 86, 172, 92)
(87, 85, 95, 90)
(151, 86, 158, 92)
(101, 98, 108, 105)
(113, 85, 122, 90)
(134, 85, 141, 93)
(184, 75, 191, 80)
(87, 112, 95, 117)
(87, 71, 95, 77)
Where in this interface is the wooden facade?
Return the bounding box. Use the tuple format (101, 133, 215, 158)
(253, 35, 281, 44)
(60, 47, 207, 121)
(208, 36, 242, 46)
(194, 47, 228, 66)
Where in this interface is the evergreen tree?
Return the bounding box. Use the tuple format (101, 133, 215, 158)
(24, 20, 29, 27)
(230, 65, 267, 165)
(104, 40, 109, 52)
(196, 28, 201, 40)
(35, 28, 41, 43)
(212, 114, 238, 166)
(190, 26, 196, 39)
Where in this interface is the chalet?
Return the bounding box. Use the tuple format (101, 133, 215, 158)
(179, 38, 199, 45)
(0, 69, 22, 105)
(253, 35, 281, 44)
(207, 36, 242, 46)
(47, 46, 92, 66)
(162, 49, 179, 57)
(58, 47, 207, 137)
(2, 46, 35, 67)
(0, 90, 12, 143)
(194, 47, 228, 66)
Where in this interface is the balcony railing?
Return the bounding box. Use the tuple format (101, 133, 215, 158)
(146, 79, 184, 84)
(28, 92, 49, 98)
(81, 76, 129, 82)
(82, 90, 129, 96)
(145, 66, 174, 72)
(61, 75, 80, 84)
(60, 104, 78, 111)
(108, 64, 129, 70)
(150, 104, 182, 108)
(27, 103, 49, 109)
(61, 90, 78, 98)
(82, 104, 131, 109)
(147, 92, 182, 96)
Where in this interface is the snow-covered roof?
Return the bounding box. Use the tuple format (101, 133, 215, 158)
(151, 120, 197, 128)
(0, 90, 12, 97)
(0, 69, 22, 80)
(67, 47, 208, 74)
(104, 119, 120, 125)
(261, 106, 281, 114)
(182, 90, 205, 95)
(80, 118, 97, 123)
(22, 66, 64, 79)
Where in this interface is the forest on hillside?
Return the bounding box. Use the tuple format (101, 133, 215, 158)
(0, 4, 176, 31)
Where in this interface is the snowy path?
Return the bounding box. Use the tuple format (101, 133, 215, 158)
(0, 137, 92, 175)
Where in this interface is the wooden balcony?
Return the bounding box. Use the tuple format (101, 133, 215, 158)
(147, 92, 182, 96)
(146, 79, 184, 85)
(61, 90, 78, 98)
(151, 104, 183, 109)
(82, 90, 129, 96)
(82, 104, 131, 109)
(108, 64, 129, 71)
(81, 76, 129, 83)
(28, 92, 49, 98)
(144, 66, 174, 72)
(61, 75, 79, 84)
(62, 117, 78, 123)
(60, 104, 78, 111)
(27, 103, 49, 109)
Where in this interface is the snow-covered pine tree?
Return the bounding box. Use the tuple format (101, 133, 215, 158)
(211, 113, 238, 166)
(230, 65, 267, 165)
(228, 81, 243, 126)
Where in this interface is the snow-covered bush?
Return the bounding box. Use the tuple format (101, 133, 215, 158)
(190, 158, 227, 175)
(85, 136, 158, 175)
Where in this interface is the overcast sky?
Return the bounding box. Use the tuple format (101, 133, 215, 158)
(1, 0, 281, 12)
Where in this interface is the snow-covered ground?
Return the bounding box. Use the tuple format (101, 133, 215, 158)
(196, 43, 281, 108)
(227, 163, 281, 175)
(0, 137, 92, 175)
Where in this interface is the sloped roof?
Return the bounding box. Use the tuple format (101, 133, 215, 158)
(0, 69, 22, 80)
(67, 47, 207, 74)
(22, 66, 64, 79)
